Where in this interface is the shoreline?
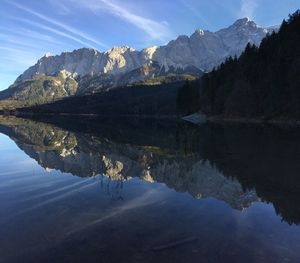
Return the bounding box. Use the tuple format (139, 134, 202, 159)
(1, 112, 300, 126)
(206, 116, 300, 126)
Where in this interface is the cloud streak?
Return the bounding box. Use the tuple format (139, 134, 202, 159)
(7, 0, 108, 48)
(238, 0, 259, 19)
(48, 0, 72, 15)
(0, 27, 66, 49)
(180, 0, 212, 28)
(71, 0, 172, 42)
(11, 17, 98, 48)
(0, 47, 38, 68)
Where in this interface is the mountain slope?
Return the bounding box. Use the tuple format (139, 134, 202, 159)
(16, 18, 273, 82)
(0, 18, 275, 109)
(18, 81, 185, 116)
(0, 73, 78, 109)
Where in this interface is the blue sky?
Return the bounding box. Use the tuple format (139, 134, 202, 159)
(0, 0, 299, 90)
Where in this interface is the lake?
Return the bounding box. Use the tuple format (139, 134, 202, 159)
(0, 116, 300, 263)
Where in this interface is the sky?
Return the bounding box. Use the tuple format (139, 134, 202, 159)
(0, 0, 299, 90)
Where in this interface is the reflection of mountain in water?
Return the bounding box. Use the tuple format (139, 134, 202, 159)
(0, 116, 258, 211)
(1, 117, 300, 224)
(184, 124, 300, 225)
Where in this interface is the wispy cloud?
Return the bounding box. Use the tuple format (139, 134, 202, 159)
(238, 0, 259, 19)
(16, 29, 67, 46)
(180, 0, 212, 28)
(71, 0, 172, 42)
(11, 16, 99, 48)
(66, 189, 164, 236)
(0, 37, 45, 52)
(0, 27, 66, 49)
(0, 47, 37, 68)
(47, 0, 72, 15)
(0, 46, 27, 53)
(7, 0, 108, 49)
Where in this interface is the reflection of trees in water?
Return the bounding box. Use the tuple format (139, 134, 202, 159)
(1, 116, 300, 224)
(177, 123, 300, 225)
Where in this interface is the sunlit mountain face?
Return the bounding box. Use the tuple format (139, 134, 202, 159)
(1, 116, 300, 263)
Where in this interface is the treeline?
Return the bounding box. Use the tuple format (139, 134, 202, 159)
(176, 80, 200, 115)
(177, 10, 300, 120)
(21, 82, 184, 116)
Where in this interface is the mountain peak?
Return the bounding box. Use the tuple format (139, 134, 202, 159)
(176, 35, 190, 41)
(233, 17, 254, 26)
(13, 17, 273, 85)
(194, 29, 205, 36)
(107, 46, 135, 53)
(43, 52, 53, 58)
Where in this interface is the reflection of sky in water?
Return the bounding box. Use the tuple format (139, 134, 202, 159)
(1, 123, 300, 263)
(0, 134, 38, 173)
(0, 134, 15, 149)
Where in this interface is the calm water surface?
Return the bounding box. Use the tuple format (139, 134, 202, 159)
(0, 116, 300, 263)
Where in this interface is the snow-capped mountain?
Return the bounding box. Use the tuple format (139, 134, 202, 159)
(16, 18, 275, 83)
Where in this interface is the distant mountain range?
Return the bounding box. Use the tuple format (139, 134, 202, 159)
(0, 18, 276, 109)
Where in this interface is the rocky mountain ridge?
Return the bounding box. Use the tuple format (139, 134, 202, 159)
(16, 18, 275, 83)
(0, 18, 276, 109)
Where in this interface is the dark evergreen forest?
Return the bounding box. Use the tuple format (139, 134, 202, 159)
(177, 11, 300, 120)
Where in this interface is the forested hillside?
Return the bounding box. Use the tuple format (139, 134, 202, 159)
(177, 11, 300, 120)
(20, 81, 184, 116)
